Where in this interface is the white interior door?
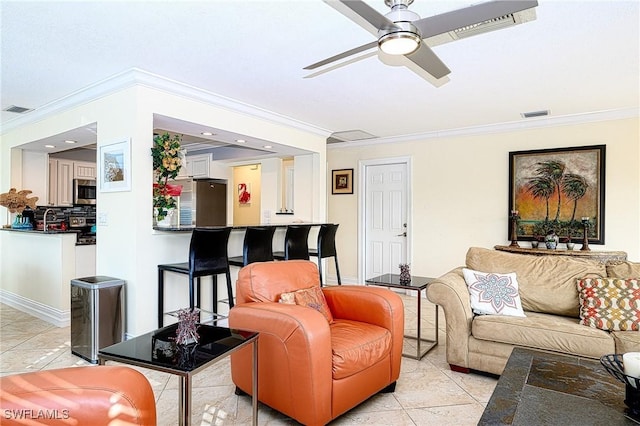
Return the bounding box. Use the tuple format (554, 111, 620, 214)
(364, 162, 408, 279)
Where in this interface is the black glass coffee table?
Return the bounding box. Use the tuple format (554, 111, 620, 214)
(98, 323, 258, 426)
(365, 274, 438, 360)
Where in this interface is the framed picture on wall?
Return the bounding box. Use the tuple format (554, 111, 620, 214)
(99, 138, 131, 192)
(508, 145, 606, 243)
(332, 169, 353, 194)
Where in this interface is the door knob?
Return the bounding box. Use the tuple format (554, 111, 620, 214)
(396, 232, 407, 237)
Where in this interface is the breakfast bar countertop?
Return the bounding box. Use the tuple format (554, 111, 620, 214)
(152, 223, 328, 232)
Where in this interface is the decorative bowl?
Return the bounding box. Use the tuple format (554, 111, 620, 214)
(600, 354, 640, 421)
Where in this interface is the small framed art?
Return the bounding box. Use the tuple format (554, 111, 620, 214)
(99, 138, 131, 192)
(332, 169, 353, 194)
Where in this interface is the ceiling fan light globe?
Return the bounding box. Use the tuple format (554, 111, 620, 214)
(378, 32, 420, 55)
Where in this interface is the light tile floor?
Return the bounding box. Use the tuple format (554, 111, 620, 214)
(0, 295, 498, 425)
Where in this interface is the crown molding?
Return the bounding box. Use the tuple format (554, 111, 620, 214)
(1, 68, 331, 138)
(327, 107, 640, 148)
(2, 68, 637, 145)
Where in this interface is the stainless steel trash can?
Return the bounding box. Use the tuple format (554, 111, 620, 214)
(70, 276, 125, 363)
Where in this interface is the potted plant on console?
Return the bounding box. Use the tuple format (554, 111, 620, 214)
(151, 132, 183, 227)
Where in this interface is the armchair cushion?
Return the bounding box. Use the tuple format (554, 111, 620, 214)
(330, 319, 391, 379)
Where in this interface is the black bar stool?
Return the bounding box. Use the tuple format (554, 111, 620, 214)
(157, 227, 232, 328)
(273, 224, 312, 260)
(309, 223, 342, 286)
(228, 226, 276, 266)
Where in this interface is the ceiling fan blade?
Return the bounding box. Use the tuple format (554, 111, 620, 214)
(413, 0, 538, 39)
(379, 53, 450, 87)
(304, 41, 378, 70)
(405, 44, 450, 80)
(305, 50, 379, 79)
(323, 0, 399, 37)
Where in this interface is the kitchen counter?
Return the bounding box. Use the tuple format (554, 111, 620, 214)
(0, 229, 96, 326)
(1, 227, 94, 245)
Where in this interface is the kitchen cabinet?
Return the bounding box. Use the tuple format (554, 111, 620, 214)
(190, 154, 211, 178)
(48, 159, 96, 206)
(74, 161, 96, 179)
(48, 159, 74, 206)
(176, 153, 212, 179)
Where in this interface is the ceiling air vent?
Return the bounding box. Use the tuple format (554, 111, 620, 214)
(426, 7, 537, 46)
(452, 14, 517, 39)
(327, 130, 377, 144)
(4, 105, 33, 114)
(521, 110, 550, 118)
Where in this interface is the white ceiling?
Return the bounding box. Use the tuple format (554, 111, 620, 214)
(1, 0, 639, 149)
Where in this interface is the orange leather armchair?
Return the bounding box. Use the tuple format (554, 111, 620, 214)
(230, 260, 404, 426)
(0, 365, 156, 425)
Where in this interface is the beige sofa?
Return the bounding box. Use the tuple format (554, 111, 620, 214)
(426, 247, 640, 375)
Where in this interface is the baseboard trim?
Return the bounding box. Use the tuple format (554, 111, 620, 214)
(0, 290, 70, 327)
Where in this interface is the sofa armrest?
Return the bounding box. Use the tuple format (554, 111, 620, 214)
(0, 366, 156, 425)
(426, 267, 474, 369)
(229, 302, 334, 424)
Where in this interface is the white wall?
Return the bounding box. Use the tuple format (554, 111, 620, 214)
(21, 151, 48, 205)
(327, 117, 640, 282)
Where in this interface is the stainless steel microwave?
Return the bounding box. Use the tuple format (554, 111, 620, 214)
(74, 179, 97, 205)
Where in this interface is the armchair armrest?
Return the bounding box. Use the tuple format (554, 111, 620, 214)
(229, 302, 334, 425)
(323, 286, 404, 332)
(0, 366, 156, 425)
(426, 267, 473, 368)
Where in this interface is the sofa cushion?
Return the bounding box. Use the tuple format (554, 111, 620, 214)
(462, 268, 525, 317)
(280, 286, 334, 324)
(472, 311, 614, 359)
(577, 278, 640, 331)
(466, 247, 606, 317)
(330, 319, 391, 380)
(612, 331, 640, 353)
(606, 261, 640, 278)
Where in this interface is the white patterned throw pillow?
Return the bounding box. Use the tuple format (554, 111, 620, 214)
(462, 268, 526, 317)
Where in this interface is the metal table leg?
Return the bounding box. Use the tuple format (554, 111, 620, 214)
(252, 338, 258, 426)
(403, 288, 438, 360)
(178, 375, 192, 426)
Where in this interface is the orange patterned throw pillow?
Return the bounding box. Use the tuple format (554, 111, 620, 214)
(577, 278, 640, 331)
(279, 286, 334, 323)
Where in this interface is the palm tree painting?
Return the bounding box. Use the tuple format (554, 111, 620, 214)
(562, 173, 589, 223)
(508, 145, 605, 244)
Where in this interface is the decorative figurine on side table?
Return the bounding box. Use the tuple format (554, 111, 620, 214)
(399, 263, 411, 283)
(174, 308, 200, 345)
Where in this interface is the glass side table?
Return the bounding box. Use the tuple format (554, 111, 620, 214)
(365, 274, 438, 360)
(99, 323, 258, 426)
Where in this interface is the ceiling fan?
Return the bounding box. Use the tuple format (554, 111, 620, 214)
(304, 0, 539, 86)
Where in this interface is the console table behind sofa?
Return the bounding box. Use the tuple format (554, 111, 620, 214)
(494, 245, 627, 263)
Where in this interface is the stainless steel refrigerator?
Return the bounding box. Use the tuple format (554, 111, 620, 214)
(175, 178, 227, 226)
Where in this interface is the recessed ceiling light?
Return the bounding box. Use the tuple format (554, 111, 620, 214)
(235, 139, 246, 143)
(201, 132, 215, 136)
(64, 140, 77, 144)
(263, 145, 272, 149)
(45, 145, 55, 148)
